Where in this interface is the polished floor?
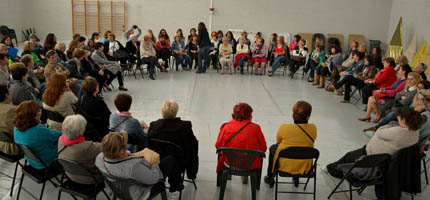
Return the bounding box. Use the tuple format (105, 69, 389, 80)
(0, 67, 429, 200)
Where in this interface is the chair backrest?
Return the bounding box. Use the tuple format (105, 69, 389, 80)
(216, 147, 265, 175)
(275, 147, 319, 174)
(353, 153, 391, 168)
(0, 131, 13, 143)
(100, 170, 149, 200)
(18, 144, 49, 168)
(0, 26, 9, 36)
(148, 139, 185, 159)
(44, 108, 65, 123)
(57, 159, 97, 182)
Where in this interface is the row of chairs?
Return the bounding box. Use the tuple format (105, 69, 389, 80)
(0, 131, 197, 200)
(215, 139, 430, 200)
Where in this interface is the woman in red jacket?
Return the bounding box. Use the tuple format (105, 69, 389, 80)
(156, 35, 171, 70)
(361, 57, 397, 104)
(215, 103, 267, 184)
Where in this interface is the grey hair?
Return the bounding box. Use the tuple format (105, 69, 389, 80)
(0, 43, 6, 50)
(62, 115, 87, 139)
(419, 63, 428, 71)
(129, 34, 138, 40)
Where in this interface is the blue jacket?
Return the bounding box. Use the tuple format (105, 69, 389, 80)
(14, 125, 62, 169)
(109, 112, 147, 150)
(171, 41, 186, 54)
(346, 59, 364, 75)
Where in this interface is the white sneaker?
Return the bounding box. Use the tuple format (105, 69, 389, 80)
(169, 191, 180, 200)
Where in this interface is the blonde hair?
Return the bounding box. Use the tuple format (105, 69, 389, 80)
(101, 131, 128, 159)
(405, 72, 423, 92)
(55, 42, 66, 51)
(222, 36, 229, 43)
(161, 100, 179, 119)
(22, 41, 33, 51)
(143, 31, 153, 42)
(416, 89, 430, 109)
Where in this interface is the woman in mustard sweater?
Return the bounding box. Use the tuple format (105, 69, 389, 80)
(264, 101, 317, 187)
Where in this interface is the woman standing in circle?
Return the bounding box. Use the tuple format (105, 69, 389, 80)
(196, 22, 211, 73)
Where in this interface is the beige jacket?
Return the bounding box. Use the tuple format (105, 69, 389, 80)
(366, 125, 419, 155)
(58, 140, 103, 184)
(44, 63, 70, 83)
(0, 103, 19, 155)
(43, 91, 77, 131)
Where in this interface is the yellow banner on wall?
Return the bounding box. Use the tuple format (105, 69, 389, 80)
(412, 41, 428, 69)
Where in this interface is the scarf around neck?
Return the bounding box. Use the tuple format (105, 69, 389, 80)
(60, 135, 85, 146)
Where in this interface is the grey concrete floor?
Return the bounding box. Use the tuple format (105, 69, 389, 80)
(0, 67, 428, 200)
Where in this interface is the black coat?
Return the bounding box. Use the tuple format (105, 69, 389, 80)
(81, 57, 100, 78)
(125, 40, 140, 57)
(374, 144, 421, 200)
(77, 94, 111, 142)
(148, 118, 199, 179)
(56, 50, 68, 62)
(66, 58, 88, 80)
(103, 40, 125, 61)
(197, 29, 210, 48)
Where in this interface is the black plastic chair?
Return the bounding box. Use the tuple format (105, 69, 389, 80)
(0, 25, 18, 46)
(16, 144, 61, 200)
(100, 170, 167, 200)
(148, 139, 198, 200)
(0, 132, 23, 197)
(56, 159, 110, 200)
(273, 147, 319, 200)
(216, 147, 266, 200)
(44, 108, 65, 123)
(420, 136, 430, 185)
(328, 153, 391, 200)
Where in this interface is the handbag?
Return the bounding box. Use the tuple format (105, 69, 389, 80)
(114, 49, 128, 59)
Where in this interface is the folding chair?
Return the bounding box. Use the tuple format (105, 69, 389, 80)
(16, 144, 61, 200)
(420, 136, 430, 185)
(148, 139, 198, 200)
(328, 153, 391, 200)
(0, 132, 24, 197)
(56, 159, 111, 200)
(350, 86, 362, 105)
(216, 148, 265, 200)
(273, 147, 319, 200)
(100, 170, 167, 200)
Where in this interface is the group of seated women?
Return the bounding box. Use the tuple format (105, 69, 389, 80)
(0, 80, 199, 199)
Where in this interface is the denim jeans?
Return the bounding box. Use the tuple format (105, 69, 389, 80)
(375, 111, 397, 129)
(174, 54, 190, 69)
(239, 56, 247, 72)
(309, 60, 317, 79)
(198, 46, 210, 72)
(271, 56, 286, 74)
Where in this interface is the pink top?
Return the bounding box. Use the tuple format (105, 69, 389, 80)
(289, 41, 299, 52)
(384, 79, 406, 97)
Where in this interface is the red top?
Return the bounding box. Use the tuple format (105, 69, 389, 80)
(215, 119, 267, 173)
(155, 41, 171, 51)
(374, 66, 397, 88)
(274, 44, 285, 54)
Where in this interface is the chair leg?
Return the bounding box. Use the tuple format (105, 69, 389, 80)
(275, 173, 278, 200)
(250, 174, 257, 200)
(349, 183, 353, 200)
(328, 176, 347, 199)
(256, 168, 262, 190)
(57, 190, 61, 200)
(102, 189, 111, 200)
(39, 182, 47, 200)
(424, 159, 429, 185)
(9, 161, 19, 196)
(192, 179, 197, 190)
(313, 174, 317, 200)
(218, 170, 229, 200)
(216, 170, 222, 187)
(304, 177, 311, 190)
(160, 189, 167, 200)
(16, 173, 25, 200)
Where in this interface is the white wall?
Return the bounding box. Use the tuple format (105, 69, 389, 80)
(387, 0, 430, 50)
(0, 0, 29, 43)
(2, 0, 394, 47)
